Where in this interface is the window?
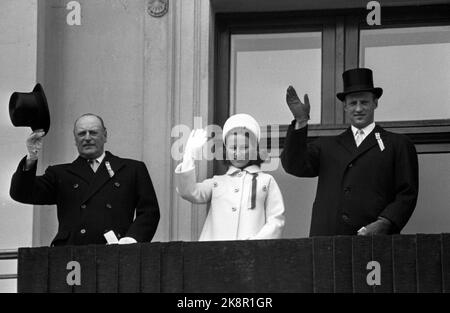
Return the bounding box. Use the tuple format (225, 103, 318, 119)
(230, 32, 322, 125)
(213, 2, 450, 239)
(215, 5, 450, 158)
(360, 25, 450, 122)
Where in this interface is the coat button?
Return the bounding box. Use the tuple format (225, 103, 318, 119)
(80, 204, 87, 209)
(232, 207, 237, 212)
(73, 183, 79, 189)
(106, 203, 112, 209)
(114, 182, 120, 187)
(234, 188, 239, 193)
(237, 172, 243, 177)
(80, 229, 86, 234)
(344, 187, 351, 194)
(348, 163, 353, 168)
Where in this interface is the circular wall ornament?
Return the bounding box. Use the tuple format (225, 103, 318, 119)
(148, 0, 169, 17)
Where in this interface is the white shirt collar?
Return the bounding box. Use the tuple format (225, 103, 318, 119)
(226, 164, 262, 176)
(89, 152, 106, 164)
(351, 122, 376, 137)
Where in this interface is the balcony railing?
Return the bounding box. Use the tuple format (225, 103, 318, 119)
(0, 249, 18, 281)
(14, 234, 450, 293)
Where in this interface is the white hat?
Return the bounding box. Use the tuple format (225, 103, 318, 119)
(222, 113, 261, 143)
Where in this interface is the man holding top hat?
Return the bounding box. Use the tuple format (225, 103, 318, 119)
(281, 68, 419, 236)
(8, 84, 160, 246)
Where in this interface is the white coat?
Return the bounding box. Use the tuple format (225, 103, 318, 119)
(175, 163, 285, 241)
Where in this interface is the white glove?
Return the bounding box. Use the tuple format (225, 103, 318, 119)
(118, 237, 137, 245)
(26, 129, 45, 161)
(104, 230, 119, 244)
(181, 129, 208, 171)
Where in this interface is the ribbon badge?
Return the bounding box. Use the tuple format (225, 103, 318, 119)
(105, 161, 115, 178)
(248, 173, 258, 210)
(375, 132, 385, 152)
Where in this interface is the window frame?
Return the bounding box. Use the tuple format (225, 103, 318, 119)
(215, 11, 343, 127)
(214, 5, 450, 154)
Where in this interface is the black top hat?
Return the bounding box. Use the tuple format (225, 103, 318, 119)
(336, 68, 383, 101)
(9, 83, 50, 135)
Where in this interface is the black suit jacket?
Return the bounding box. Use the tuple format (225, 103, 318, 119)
(10, 151, 160, 246)
(281, 122, 419, 236)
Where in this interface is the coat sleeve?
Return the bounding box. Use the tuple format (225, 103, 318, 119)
(280, 120, 321, 178)
(9, 156, 58, 205)
(379, 136, 419, 231)
(125, 161, 160, 242)
(174, 163, 213, 204)
(251, 176, 285, 240)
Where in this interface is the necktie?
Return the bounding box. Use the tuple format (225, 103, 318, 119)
(88, 159, 99, 173)
(355, 129, 365, 147)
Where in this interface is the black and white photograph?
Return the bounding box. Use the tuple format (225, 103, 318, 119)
(0, 0, 450, 300)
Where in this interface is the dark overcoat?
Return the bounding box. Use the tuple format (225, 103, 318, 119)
(10, 151, 160, 246)
(281, 122, 419, 236)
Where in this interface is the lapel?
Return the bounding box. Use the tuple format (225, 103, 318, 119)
(336, 127, 356, 155)
(80, 151, 126, 204)
(350, 124, 386, 162)
(336, 125, 387, 164)
(67, 156, 95, 184)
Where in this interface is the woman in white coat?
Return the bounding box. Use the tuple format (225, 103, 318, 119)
(175, 114, 285, 241)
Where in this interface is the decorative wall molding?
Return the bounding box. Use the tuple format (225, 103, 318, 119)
(144, 0, 213, 242)
(147, 0, 169, 17)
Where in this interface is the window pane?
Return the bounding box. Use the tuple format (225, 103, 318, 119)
(261, 154, 316, 239)
(0, 259, 17, 293)
(403, 153, 450, 234)
(360, 26, 450, 121)
(230, 32, 322, 126)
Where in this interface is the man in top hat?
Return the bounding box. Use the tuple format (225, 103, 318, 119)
(9, 103, 160, 245)
(281, 68, 419, 236)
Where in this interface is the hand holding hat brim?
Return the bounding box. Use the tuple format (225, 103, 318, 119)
(26, 129, 46, 160)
